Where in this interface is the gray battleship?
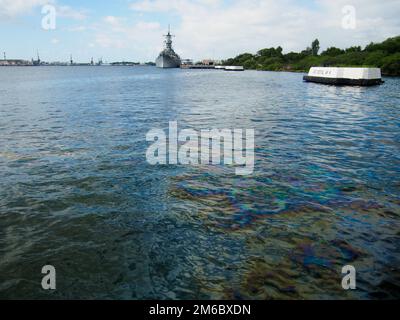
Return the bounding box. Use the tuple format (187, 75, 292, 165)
(156, 27, 181, 68)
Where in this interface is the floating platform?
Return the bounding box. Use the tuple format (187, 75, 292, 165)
(180, 65, 245, 71)
(181, 65, 216, 69)
(224, 66, 245, 71)
(303, 67, 384, 86)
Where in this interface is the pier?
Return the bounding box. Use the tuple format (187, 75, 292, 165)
(180, 64, 244, 71)
(180, 64, 216, 69)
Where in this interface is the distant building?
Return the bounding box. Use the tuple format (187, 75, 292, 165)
(201, 59, 222, 66)
(0, 59, 32, 66)
(202, 59, 214, 66)
(181, 59, 194, 66)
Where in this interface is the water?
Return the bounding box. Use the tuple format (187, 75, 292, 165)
(0, 66, 399, 299)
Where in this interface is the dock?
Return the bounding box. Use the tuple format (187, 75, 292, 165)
(180, 65, 216, 69)
(180, 65, 244, 71)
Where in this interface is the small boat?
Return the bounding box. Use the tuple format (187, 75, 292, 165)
(224, 66, 244, 71)
(303, 67, 384, 86)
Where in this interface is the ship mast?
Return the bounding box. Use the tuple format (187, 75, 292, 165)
(164, 25, 174, 51)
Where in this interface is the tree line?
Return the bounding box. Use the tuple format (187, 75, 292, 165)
(223, 36, 400, 76)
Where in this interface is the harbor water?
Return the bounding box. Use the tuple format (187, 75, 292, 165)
(0, 66, 399, 299)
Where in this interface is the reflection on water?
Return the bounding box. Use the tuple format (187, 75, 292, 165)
(0, 67, 399, 299)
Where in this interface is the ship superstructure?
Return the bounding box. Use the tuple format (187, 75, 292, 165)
(156, 26, 181, 68)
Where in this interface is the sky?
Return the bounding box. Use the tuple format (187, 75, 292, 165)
(0, 0, 399, 63)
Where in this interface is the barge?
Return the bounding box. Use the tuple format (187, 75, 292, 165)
(224, 66, 245, 71)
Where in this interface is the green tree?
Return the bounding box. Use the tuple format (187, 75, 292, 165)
(257, 47, 283, 58)
(365, 36, 400, 54)
(364, 50, 386, 66)
(284, 52, 304, 62)
(311, 39, 320, 56)
(381, 53, 400, 76)
(321, 47, 345, 57)
(345, 46, 362, 53)
(301, 47, 313, 56)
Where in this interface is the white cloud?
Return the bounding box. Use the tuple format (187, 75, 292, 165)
(103, 15, 127, 32)
(95, 33, 126, 49)
(0, 0, 51, 17)
(90, 17, 162, 60)
(57, 5, 87, 20)
(0, 0, 86, 20)
(66, 25, 87, 32)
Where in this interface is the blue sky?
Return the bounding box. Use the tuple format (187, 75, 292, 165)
(0, 0, 399, 63)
